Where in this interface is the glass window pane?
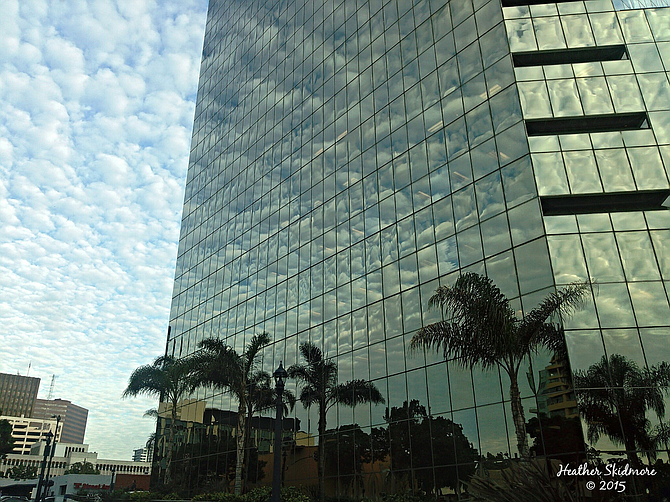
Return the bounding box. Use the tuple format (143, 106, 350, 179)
(637, 73, 670, 112)
(589, 12, 624, 45)
(650, 230, 670, 280)
(606, 75, 645, 113)
(514, 237, 553, 294)
(547, 79, 584, 117)
(436, 234, 459, 275)
(532, 152, 569, 195)
(561, 14, 595, 48)
(564, 150, 602, 193)
(518, 81, 553, 119)
(457, 224, 483, 267)
(576, 77, 614, 115)
(594, 148, 635, 192)
(628, 43, 665, 73)
(533, 16, 567, 50)
(616, 231, 661, 281)
(628, 147, 669, 190)
(505, 18, 538, 51)
(581, 233, 625, 282)
(475, 171, 505, 220)
(547, 234, 589, 284)
(618, 10, 654, 43)
(646, 8, 670, 42)
(595, 283, 636, 328)
(628, 282, 670, 327)
(485, 250, 519, 297)
(481, 212, 511, 257)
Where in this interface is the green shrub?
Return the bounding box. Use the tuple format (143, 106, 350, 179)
(128, 492, 154, 502)
(280, 486, 311, 502)
(162, 493, 185, 501)
(244, 487, 271, 502)
(191, 493, 244, 502)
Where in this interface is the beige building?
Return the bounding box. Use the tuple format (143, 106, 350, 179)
(0, 415, 62, 455)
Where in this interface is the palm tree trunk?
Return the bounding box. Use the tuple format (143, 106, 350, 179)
(235, 402, 246, 495)
(243, 406, 253, 489)
(318, 405, 327, 502)
(164, 403, 177, 485)
(508, 371, 529, 458)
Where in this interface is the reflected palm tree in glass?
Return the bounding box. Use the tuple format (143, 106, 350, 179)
(288, 341, 385, 502)
(189, 332, 271, 495)
(410, 272, 588, 457)
(574, 354, 670, 466)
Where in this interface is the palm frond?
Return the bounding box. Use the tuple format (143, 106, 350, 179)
(410, 321, 499, 369)
(190, 338, 244, 396)
(520, 282, 590, 337)
(244, 332, 271, 374)
(143, 408, 159, 419)
(298, 386, 321, 408)
(123, 355, 191, 402)
(329, 380, 385, 409)
(299, 341, 323, 365)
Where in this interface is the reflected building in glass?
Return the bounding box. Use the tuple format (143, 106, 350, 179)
(163, 0, 670, 497)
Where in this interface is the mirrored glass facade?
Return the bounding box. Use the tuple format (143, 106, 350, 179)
(162, 0, 670, 497)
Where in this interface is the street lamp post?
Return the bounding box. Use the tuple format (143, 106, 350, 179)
(42, 415, 61, 502)
(271, 362, 288, 502)
(35, 431, 53, 502)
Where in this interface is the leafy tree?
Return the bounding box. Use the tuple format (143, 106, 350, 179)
(385, 400, 478, 495)
(7, 464, 37, 479)
(574, 354, 670, 466)
(123, 355, 194, 484)
(65, 461, 100, 474)
(288, 342, 385, 502)
(323, 424, 372, 497)
(189, 333, 271, 495)
(0, 419, 13, 458)
(527, 415, 586, 464)
(410, 272, 588, 457)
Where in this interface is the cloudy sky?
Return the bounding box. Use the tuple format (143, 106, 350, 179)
(0, 0, 209, 459)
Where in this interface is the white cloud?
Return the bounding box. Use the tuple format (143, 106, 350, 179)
(0, 0, 208, 459)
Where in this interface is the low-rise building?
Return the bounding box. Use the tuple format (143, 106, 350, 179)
(0, 442, 150, 478)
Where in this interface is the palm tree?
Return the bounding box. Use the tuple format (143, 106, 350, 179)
(409, 272, 588, 457)
(288, 341, 385, 502)
(574, 354, 670, 466)
(189, 332, 270, 495)
(123, 355, 193, 484)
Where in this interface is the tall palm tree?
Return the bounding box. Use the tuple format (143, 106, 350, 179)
(574, 354, 670, 465)
(410, 272, 588, 457)
(189, 332, 270, 495)
(288, 341, 385, 502)
(123, 355, 193, 484)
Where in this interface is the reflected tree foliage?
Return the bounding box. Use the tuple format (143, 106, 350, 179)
(385, 400, 479, 495)
(411, 272, 588, 457)
(527, 415, 586, 463)
(574, 354, 670, 466)
(171, 427, 266, 494)
(189, 333, 271, 495)
(323, 424, 374, 497)
(289, 342, 385, 502)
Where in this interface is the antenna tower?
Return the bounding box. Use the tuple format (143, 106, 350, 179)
(47, 375, 56, 400)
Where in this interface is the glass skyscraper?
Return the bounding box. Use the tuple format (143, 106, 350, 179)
(162, 0, 670, 497)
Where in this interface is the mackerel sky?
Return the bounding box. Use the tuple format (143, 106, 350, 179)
(0, 0, 208, 459)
